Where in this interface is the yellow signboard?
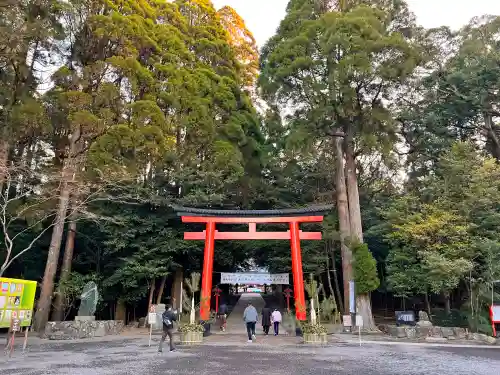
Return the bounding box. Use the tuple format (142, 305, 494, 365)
(0, 277, 37, 328)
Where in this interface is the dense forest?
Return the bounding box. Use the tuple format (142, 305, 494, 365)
(1, 0, 500, 334)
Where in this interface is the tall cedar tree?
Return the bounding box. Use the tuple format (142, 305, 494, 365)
(259, 0, 420, 329)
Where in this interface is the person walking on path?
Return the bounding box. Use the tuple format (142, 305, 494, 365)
(271, 308, 282, 336)
(218, 302, 228, 331)
(261, 306, 272, 335)
(243, 301, 258, 342)
(158, 303, 178, 353)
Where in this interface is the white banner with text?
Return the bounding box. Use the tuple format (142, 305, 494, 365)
(220, 273, 289, 285)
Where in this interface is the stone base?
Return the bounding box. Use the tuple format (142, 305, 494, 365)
(179, 331, 203, 345)
(75, 316, 95, 321)
(303, 333, 328, 344)
(382, 324, 497, 345)
(44, 320, 124, 340)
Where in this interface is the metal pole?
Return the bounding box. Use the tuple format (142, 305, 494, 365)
(179, 279, 183, 314)
(148, 324, 153, 347)
(22, 326, 29, 353)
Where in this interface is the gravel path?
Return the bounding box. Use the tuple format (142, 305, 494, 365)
(1, 336, 500, 375)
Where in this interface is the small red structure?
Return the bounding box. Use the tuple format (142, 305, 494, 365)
(490, 305, 500, 337)
(213, 286, 222, 313)
(174, 205, 332, 321)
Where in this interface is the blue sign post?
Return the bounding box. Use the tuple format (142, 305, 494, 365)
(349, 280, 356, 314)
(342, 280, 356, 332)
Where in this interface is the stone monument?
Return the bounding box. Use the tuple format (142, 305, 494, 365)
(76, 281, 99, 321)
(416, 310, 433, 327)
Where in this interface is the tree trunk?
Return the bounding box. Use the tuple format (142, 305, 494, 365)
(334, 136, 352, 316)
(357, 293, 376, 329)
(148, 278, 156, 311)
(345, 138, 377, 330)
(52, 220, 77, 321)
(171, 268, 183, 310)
(33, 131, 80, 333)
(115, 299, 126, 323)
(33, 171, 72, 332)
(424, 292, 431, 318)
(156, 275, 167, 304)
(344, 140, 363, 243)
(331, 248, 345, 314)
(325, 242, 335, 298)
(0, 138, 9, 191)
(444, 292, 451, 315)
(484, 112, 500, 161)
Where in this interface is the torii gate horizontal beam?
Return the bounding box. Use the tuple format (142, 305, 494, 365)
(181, 216, 324, 224)
(184, 230, 322, 240)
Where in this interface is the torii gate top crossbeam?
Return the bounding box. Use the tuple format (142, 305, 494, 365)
(174, 205, 332, 241)
(172, 204, 334, 218)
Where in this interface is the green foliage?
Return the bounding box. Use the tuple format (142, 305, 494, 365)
(260, 0, 420, 159)
(386, 203, 474, 295)
(185, 272, 201, 295)
(352, 242, 380, 294)
(319, 296, 338, 323)
(385, 142, 500, 325)
(177, 323, 205, 332)
(299, 322, 327, 334)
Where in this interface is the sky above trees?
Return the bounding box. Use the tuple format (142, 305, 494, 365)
(212, 0, 500, 47)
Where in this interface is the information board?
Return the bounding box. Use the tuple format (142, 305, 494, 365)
(220, 273, 289, 285)
(395, 310, 416, 326)
(343, 315, 352, 327)
(355, 314, 363, 327)
(0, 277, 37, 328)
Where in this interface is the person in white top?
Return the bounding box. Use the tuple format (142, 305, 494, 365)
(271, 308, 282, 336)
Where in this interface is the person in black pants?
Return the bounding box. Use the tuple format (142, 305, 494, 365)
(246, 321, 256, 341)
(271, 308, 282, 336)
(243, 302, 258, 342)
(158, 304, 178, 352)
(218, 302, 228, 331)
(261, 306, 272, 335)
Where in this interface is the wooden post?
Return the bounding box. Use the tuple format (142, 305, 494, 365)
(22, 326, 29, 353)
(148, 305, 156, 347)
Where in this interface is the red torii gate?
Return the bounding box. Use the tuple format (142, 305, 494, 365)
(174, 205, 333, 321)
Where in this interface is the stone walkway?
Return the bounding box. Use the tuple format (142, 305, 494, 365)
(223, 292, 265, 334)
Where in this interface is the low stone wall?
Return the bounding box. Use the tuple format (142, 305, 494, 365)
(379, 324, 497, 344)
(44, 320, 124, 340)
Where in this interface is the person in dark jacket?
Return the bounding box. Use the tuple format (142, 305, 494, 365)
(158, 304, 177, 353)
(261, 306, 272, 335)
(243, 302, 258, 342)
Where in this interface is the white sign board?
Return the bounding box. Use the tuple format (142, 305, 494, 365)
(491, 305, 500, 322)
(356, 315, 363, 327)
(343, 315, 352, 327)
(220, 273, 289, 285)
(148, 313, 157, 325)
